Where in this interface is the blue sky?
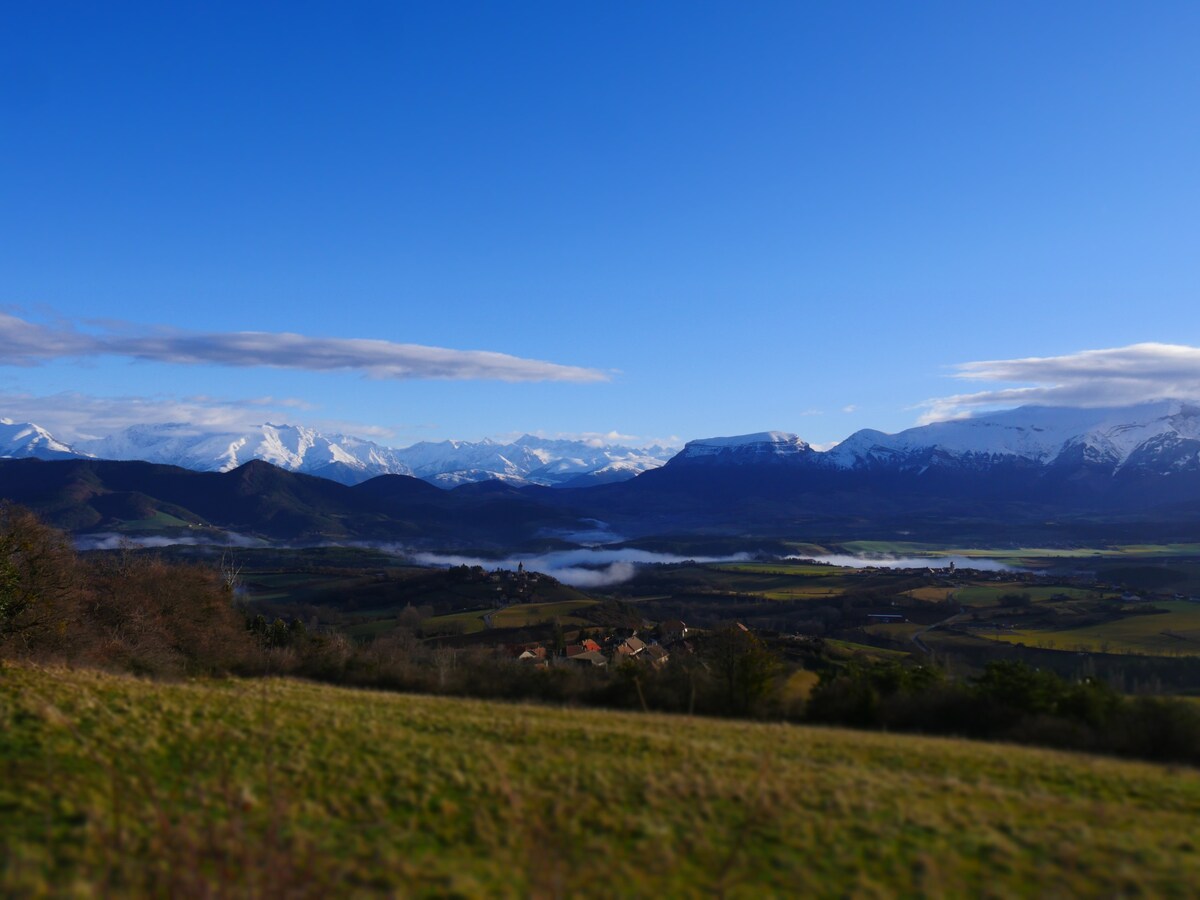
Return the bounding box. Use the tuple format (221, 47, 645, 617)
(2, 2, 1199, 448)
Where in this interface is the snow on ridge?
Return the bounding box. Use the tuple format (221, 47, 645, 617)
(688, 431, 801, 448)
(0, 419, 84, 459)
(823, 401, 1200, 469)
(8, 400, 1200, 483)
(677, 431, 811, 461)
(62, 422, 674, 486)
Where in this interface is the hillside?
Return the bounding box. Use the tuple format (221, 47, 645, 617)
(3, 665, 1198, 896)
(0, 458, 590, 546)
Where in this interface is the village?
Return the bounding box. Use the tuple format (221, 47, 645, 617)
(508, 617, 693, 669)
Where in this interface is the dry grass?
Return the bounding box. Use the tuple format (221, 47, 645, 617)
(3, 663, 1200, 896)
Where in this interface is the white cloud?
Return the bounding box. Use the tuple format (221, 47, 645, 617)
(919, 343, 1200, 423)
(841, 404, 857, 413)
(0, 312, 608, 383)
(0, 390, 397, 443)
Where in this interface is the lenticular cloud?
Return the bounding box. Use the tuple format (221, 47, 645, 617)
(0, 312, 607, 383)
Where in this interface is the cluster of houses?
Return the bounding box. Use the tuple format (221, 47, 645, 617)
(510, 620, 691, 670)
(488, 563, 543, 604)
(445, 563, 547, 605)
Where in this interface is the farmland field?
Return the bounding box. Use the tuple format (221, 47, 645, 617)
(491, 599, 597, 628)
(3, 665, 1199, 896)
(984, 600, 1200, 656)
(838, 541, 1200, 559)
(420, 599, 599, 635)
(949, 584, 1100, 607)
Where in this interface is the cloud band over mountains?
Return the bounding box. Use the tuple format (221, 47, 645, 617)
(921, 343, 1200, 422)
(0, 313, 608, 383)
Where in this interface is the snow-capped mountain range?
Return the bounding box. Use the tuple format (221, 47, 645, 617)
(668, 400, 1200, 475)
(0, 419, 676, 487)
(5, 400, 1200, 488)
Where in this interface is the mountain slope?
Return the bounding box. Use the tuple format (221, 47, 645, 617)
(0, 457, 593, 545)
(568, 404, 1200, 542)
(825, 401, 1200, 473)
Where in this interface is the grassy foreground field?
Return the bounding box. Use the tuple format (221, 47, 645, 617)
(3, 666, 1200, 897)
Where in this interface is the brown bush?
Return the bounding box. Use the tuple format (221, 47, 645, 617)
(0, 502, 85, 658)
(83, 553, 256, 677)
(0, 504, 255, 676)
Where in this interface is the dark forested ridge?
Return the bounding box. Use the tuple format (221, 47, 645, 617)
(5, 452, 1200, 546)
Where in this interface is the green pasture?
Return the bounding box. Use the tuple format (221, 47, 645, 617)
(824, 639, 911, 660)
(984, 600, 1200, 656)
(4, 665, 1199, 896)
(759, 588, 848, 601)
(950, 584, 1099, 607)
(904, 586, 956, 603)
(779, 542, 833, 557)
(839, 541, 1200, 559)
(422, 599, 598, 635)
(106, 511, 195, 532)
(421, 609, 489, 634)
(492, 599, 597, 628)
(680, 564, 856, 598)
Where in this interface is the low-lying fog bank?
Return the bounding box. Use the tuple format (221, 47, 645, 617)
(797, 554, 1017, 572)
(410, 548, 754, 587)
(71, 532, 755, 588)
(75, 531, 269, 551)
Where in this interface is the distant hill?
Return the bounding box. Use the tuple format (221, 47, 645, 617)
(0, 458, 588, 545)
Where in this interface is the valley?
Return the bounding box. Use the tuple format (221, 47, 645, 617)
(6, 401, 1200, 894)
(146, 538, 1200, 697)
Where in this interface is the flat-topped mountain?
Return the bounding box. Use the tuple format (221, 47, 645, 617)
(669, 431, 814, 464)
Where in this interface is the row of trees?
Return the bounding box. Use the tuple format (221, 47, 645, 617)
(808, 658, 1200, 765)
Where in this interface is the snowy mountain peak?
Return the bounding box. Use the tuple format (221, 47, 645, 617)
(44, 421, 676, 487)
(0, 419, 86, 460)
